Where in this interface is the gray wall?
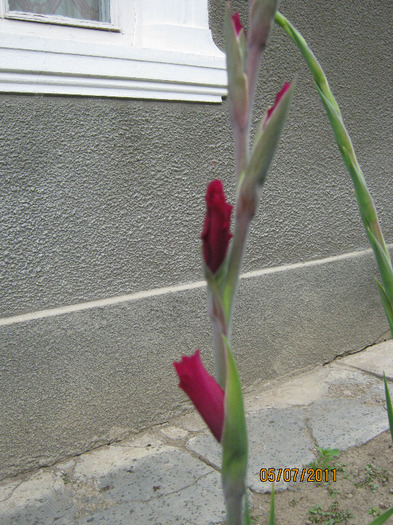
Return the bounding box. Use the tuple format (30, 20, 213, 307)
(1, 0, 392, 479)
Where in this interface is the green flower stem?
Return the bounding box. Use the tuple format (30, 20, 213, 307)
(221, 336, 249, 525)
(210, 307, 227, 389)
(206, 269, 230, 388)
(224, 4, 249, 181)
(234, 125, 250, 182)
(275, 11, 393, 335)
(222, 199, 255, 338)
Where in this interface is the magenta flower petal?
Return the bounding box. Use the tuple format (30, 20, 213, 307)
(266, 82, 291, 122)
(201, 179, 233, 274)
(232, 12, 243, 36)
(173, 350, 225, 442)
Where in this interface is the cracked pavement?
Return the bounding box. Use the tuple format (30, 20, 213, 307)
(1, 341, 392, 524)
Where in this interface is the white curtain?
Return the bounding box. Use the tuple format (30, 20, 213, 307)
(8, 0, 111, 23)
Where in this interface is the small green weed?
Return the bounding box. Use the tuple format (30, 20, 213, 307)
(308, 447, 340, 471)
(308, 447, 349, 482)
(307, 501, 353, 524)
(368, 507, 380, 517)
(355, 463, 389, 493)
(327, 485, 340, 498)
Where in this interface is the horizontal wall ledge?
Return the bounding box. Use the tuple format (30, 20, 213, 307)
(1, 246, 391, 327)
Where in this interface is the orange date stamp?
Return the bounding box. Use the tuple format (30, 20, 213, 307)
(259, 467, 337, 483)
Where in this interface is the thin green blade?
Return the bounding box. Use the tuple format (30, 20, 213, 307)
(383, 373, 393, 443)
(368, 505, 393, 525)
(375, 280, 393, 338)
(244, 491, 251, 525)
(268, 484, 275, 525)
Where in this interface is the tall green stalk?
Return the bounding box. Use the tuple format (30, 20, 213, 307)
(275, 12, 393, 337)
(276, 14, 393, 524)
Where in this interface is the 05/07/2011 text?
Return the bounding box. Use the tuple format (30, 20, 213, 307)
(259, 467, 337, 483)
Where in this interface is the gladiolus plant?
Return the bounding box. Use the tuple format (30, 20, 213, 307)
(172, 2, 393, 524)
(174, 1, 292, 523)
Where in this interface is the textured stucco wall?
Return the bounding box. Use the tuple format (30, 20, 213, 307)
(1, 0, 392, 479)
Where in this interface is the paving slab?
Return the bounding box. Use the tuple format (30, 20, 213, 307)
(74, 470, 225, 525)
(339, 340, 393, 380)
(188, 408, 314, 493)
(308, 398, 388, 450)
(0, 341, 392, 524)
(0, 469, 78, 525)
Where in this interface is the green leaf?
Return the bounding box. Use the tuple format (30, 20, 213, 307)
(221, 336, 249, 524)
(268, 484, 275, 525)
(368, 506, 393, 525)
(375, 280, 393, 338)
(383, 373, 393, 443)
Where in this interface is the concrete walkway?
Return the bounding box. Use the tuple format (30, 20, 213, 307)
(1, 341, 392, 525)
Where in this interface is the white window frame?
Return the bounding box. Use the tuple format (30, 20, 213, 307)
(0, 0, 227, 102)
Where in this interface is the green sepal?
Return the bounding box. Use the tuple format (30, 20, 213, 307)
(203, 252, 229, 292)
(268, 484, 275, 525)
(224, 4, 248, 130)
(383, 373, 393, 443)
(375, 280, 393, 338)
(221, 335, 249, 524)
(368, 505, 393, 525)
(242, 81, 294, 194)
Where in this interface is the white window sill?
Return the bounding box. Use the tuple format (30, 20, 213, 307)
(0, 5, 228, 103)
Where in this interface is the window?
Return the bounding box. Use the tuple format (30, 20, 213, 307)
(7, 1, 112, 25)
(0, 0, 227, 102)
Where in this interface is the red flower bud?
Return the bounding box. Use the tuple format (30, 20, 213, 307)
(232, 12, 243, 37)
(173, 350, 225, 442)
(201, 179, 233, 274)
(266, 82, 291, 123)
